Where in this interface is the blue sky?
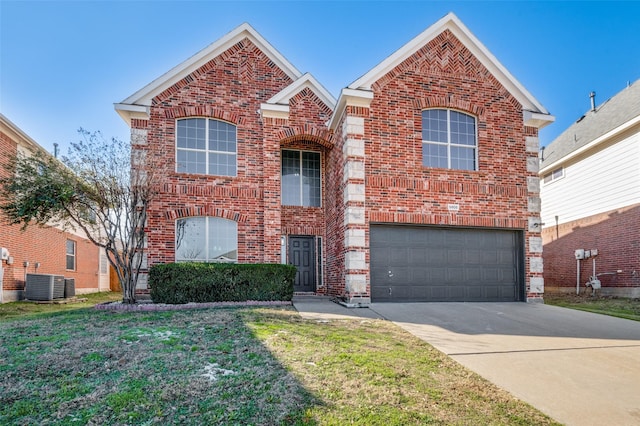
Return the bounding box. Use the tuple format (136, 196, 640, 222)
(1, 1, 639, 155)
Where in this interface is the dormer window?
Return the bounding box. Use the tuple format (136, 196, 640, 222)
(176, 118, 237, 176)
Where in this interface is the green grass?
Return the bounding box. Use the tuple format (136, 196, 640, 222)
(545, 294, 640, 321)
(0, 291, 121, 321)
(0, 296, 559, 425)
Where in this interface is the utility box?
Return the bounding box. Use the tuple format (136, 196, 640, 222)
(575, 249, 585, 260)
(25, 274, 65, 301)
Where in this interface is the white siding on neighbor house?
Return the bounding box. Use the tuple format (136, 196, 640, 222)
(540, 130, 640, 226)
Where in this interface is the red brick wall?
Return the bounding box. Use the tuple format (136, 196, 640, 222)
(324, 111, 349, 297)
(135, 29, 542, 299)
(0, 130, 101, 299)
(344, 29, 539, 298)
(542, 204, 640, 293)
(141, 37, 335, 272)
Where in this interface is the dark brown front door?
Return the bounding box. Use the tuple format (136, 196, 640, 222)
(289, 236, 316, 293)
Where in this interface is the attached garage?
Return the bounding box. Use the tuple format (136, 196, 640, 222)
(370, 225, 524, 302)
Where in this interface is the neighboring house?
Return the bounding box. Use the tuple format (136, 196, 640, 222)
(115, 13, 553, 304)
(540, 80, 640, 297)
(0, 114, 110, 302)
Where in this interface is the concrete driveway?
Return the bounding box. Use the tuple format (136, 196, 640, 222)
(294, 298, 640, 426)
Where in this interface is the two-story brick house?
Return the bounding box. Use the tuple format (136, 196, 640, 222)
(115, 13, 553, 304)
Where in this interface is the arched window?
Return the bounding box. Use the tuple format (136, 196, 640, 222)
(422, 109, 477, 171)
(176, 118, 237, 176)
(175, 217, 237, 262)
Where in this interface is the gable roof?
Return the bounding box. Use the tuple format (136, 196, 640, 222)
(0, 113, 45, 153)
(261, 72, 336, 119)
(540, 79, 640, 172)
(329, 12, 554, 130)
(114, 23, 302, 125)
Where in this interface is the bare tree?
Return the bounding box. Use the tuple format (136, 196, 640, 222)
(0, 130, 157, 304)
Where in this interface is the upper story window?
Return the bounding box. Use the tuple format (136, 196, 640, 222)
(543, 167, 564, 184)
(175, 216, 237, 262)
(422, 109, 477, 171)
(176, 118, 237, 176)
(281, 150, 321, 207)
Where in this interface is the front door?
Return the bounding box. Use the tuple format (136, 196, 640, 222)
(289, 236, 316, 293)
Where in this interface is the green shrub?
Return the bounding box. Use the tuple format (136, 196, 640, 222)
(148, 263, 296, 304)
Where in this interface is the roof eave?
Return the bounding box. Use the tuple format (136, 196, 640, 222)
(540, 114, 640, 174)
(523, 110, 555, 129)
(114, 103, 151, 126)
(327, 88, 374, 131)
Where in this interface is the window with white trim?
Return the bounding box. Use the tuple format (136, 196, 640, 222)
(176, 118, 237, 176)
(66, 240, 76, 271)
(422, 109, 477, 171)
(543, 167, 564, 184)
(281, 150, 321, 207)
(175, 217, 237, 262)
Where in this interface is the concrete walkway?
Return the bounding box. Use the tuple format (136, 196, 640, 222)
(292, 297, 640, 426)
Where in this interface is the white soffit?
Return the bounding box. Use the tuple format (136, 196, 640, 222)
(115, 23, 303, 124)
(523, 110, 556, 129)
(349, 12, 550, 115)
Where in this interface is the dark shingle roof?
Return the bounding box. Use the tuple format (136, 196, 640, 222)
(541, 79, 640, 167)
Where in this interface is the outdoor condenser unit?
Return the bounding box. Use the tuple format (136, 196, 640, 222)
(25, 274, 65, 301)
(64, 278, 76, 298)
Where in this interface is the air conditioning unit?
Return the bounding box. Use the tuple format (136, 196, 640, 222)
(64, 278, 76, 298)
(25, 274, 65, 301)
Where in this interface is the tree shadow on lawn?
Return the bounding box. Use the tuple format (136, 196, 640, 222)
(0, 305, 322, 425)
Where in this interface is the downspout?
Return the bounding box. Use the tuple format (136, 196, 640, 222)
(576, 258, 580, 295)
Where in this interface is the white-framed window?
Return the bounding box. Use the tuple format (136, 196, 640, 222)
(422, 109, 477, 171)
(176, 118, 237, 176)
(281, 149, 321, 207)
(66, 240, 76, 271)
(543, 167, 564, 184)
(175, 217, 238, 262)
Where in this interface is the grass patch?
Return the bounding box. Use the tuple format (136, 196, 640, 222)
(545, 294, 640, 321)
(243, 309, 558, 425)
(0, 299, 559, 425)
(0, 292, 121, 321)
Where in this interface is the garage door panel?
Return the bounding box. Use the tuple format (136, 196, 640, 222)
(446, 267, 464, 284)
(371, 225, 522, 302)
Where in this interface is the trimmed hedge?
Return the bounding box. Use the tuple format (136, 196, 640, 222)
(148, 262, 296, 304)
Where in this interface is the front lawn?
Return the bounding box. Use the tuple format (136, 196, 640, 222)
(0, 295, 558, 425)
(545, 293, 640, 321)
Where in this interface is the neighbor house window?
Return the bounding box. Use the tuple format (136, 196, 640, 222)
(422, 109, 477, 171)
(175, 217, 237, 262)
(281, 150, 321, 207)
(176, 118, 237, 176)
(66, 240, 76, 271)
(543, 167, 564, 184)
